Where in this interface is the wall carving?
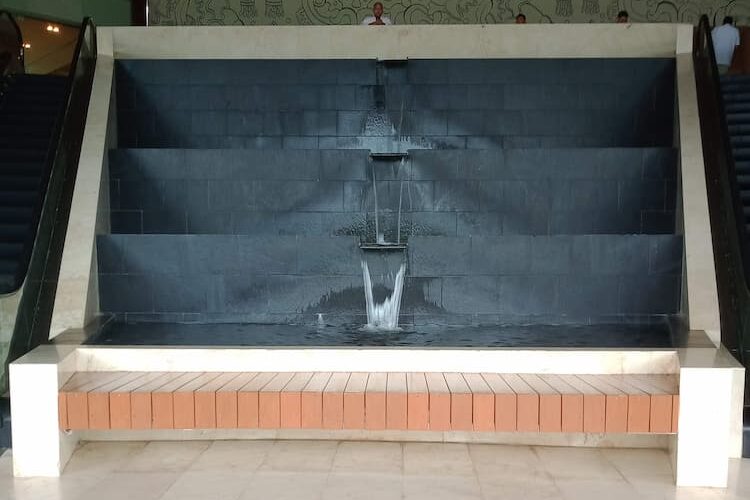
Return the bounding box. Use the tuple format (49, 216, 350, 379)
(148, 0, 750, 26)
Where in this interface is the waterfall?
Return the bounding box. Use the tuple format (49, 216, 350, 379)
(361, 260, 406, 331)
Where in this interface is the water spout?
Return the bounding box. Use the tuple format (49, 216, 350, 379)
(361, 260, 406, 331)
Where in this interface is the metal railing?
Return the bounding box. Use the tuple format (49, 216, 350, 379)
(694, 14, 750, 364)
(3, 18, 97, 388)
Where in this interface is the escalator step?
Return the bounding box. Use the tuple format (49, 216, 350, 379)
(0, 191, 39, 207)
(727, 113, 750, 125)
(737, 175, 750, 187)
(0, 207, 34, 224)
(0, 162, 45, 175)
(734, 148, 750, 161)
(731, 136, 750, 147)
(0, 243, 23, 259)
(0, 223, 28, 239)
(0, 260, 18, 274)
(723, 93, 750, 103)
(0, 176, 42, 190)
(729, 124, 750, 135)
(726, 103, 750, 114)
(736, 161, 750, 173)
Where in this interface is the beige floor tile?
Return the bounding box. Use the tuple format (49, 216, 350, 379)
(77, 472, 179, 500)
(534, 446, 623, 480)
(403, 475, 482, 500)
(331, 441, 402, 475)
(480, 480, 562, 500)
(258, 440, 338, 473)
(63, 441, 148, 475)
(160, 471, 249, 500)
(322, 472, 402, 500)
(403, 442, 475, 477)
(240, 471, 327, 500)
(119, 441, 211, 473)
(601, 448, 674, 478)
(188, 440, 274, 472)
(554, 478, 649, 500)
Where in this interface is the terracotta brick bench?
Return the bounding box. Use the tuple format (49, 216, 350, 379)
(58, 372, 679, 433)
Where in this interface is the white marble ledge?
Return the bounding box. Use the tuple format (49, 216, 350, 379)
(71, 346, 679, 374)
(104, 23, 685, 60)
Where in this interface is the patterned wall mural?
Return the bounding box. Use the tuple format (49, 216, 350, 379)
(148, 0, 750, 26)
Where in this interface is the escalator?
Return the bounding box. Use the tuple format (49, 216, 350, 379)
(0, 12, 97, 447)
(0, 74, 68, 292)
(694, 16, 750, 457)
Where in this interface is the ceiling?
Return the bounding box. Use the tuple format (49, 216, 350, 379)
(16, 16, 79, 75)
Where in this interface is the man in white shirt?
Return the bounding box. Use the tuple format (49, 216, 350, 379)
(712, 16, 741, 75)
(361, 2, 392, 25)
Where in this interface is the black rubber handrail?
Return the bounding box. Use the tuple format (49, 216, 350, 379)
(694, 14, 750, 363)
(0, 10, 24, 74)
(697, 15, 750, 284)
(7, 17, 96, 295)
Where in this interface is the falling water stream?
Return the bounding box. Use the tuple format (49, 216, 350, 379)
(361, 260, 406, 331)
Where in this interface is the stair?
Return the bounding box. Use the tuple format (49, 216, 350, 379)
(0, 73, 67, 293)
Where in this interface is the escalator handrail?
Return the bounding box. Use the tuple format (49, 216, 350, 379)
(0, 10, 24, 74)
(696, 15, 750, 286)
(9, 17, 97, 294)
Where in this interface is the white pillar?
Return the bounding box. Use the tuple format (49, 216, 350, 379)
(675, 347, 745, 487)
(9, 346, 77, 477)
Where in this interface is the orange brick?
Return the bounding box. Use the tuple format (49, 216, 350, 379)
(650, 394, 673, 433)
(583, 394, 606, 433)
(483, 374, 517, 431)
(464, 374, 494, 432)
(627, 394, 650, 433)
(505, 375, 538, 432)
(280, 373, 312, 429)
(259, 373, 294, 429)
(323, 373, 348, 429)
(539, 394, 562, 433)
(238, 372, 276, 428)
(445, 373, 472, 431)
(301, 372, 330, 429)
(425, 373, 450, 431)
(343, 373, 368, 429)
(406, 373, 429, 431)
(561, 394, 584, 433)
(386, 373, 407, 430)
(365, 373, 387, 430)
(58, 393, 68, 430)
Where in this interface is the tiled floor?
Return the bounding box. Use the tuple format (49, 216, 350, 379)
(0, 441, 749, 500)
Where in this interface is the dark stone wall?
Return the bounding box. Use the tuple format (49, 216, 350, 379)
(108, 148, 677, 236)
(98, 57, 683, 329)
(97, 233, 682, 325)
(114, 59, 675, 149)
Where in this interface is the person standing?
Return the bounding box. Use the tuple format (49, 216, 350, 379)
(712, 16, 741, 75)
(361, 2, 393, 26)
(616, 10, 629, 23)
(515, 13, 527, 24)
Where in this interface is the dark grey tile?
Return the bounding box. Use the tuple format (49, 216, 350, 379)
(296, 236, 360, 275)
(649, 235, 683, 274)
(409, 236, 471, 276)
(227, 111, 263, 135)
(558, 275, 619, 316)
(470, 236, 532, 275)
(434, 181, 480, 211)
(236, 235, 298, 274)
(531, 236, 572, 274)
(498, 275, 558, 316)
(99, 273, 153, 313)
(442, 276, 499, 314)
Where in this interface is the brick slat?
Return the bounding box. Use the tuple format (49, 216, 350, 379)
(59, 371, 679, 435)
